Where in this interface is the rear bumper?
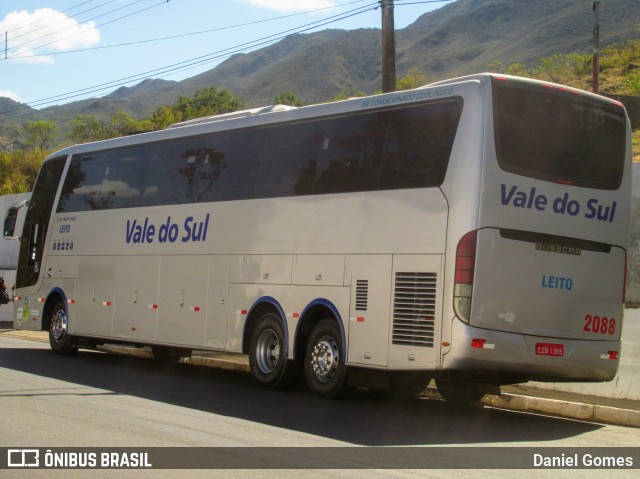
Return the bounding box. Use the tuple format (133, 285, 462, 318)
(443, 318, 620, 382)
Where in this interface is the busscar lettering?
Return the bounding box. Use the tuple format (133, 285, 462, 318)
(535, 243, 582, 256)
(125, 214, 210, 244)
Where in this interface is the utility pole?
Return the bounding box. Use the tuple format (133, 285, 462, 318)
(381, 0, 396, 93)
(592, 1, 600, 94)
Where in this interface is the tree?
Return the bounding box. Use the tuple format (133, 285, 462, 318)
(274, 91, 303, 107)
(396, 66, 430, 91)
(24, 119, 57, 151)
(173, 87, 243, 121)
(0, 122, 23, 152)
(67, 115, 108, 144)
(110, 111, 140, 137)
(325, 89, 367, 103)
(0, 149, 44, 194)
(150, 105, 179, 130)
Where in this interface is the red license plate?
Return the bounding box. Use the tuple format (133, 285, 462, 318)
(536, 343, 564, 357)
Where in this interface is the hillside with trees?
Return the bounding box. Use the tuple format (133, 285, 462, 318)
(1, 0, 640, 193)
(2, 39, 639, 195)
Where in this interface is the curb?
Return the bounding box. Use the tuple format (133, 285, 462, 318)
(2, 329, 638, 428)
(421, 387, 640, 428)
(481, 392, 640, 428)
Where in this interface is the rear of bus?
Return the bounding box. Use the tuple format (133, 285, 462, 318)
(447, 74, 631, 384)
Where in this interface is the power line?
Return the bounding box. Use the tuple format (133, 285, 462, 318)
(3, 0, 116, 45)
(394, 0, 453, 5)
(3, 0, 103, 36)
(153, 5, 377, 81)
(5, 0, 161, 58)
(6, 0, 372, 61)
(1, 3, 379, 115)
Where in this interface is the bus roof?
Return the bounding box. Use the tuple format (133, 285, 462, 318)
(42, 73, 626, 165)
(168, 104, 297, 128)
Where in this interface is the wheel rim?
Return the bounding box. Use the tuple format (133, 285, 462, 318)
(310, 335, 339, 383)
(50, 309, 68, 344)
(255, 328, 281, 374)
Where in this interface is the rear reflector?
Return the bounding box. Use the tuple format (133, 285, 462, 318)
(471, 338, 495, 349)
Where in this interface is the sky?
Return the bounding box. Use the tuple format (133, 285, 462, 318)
(0, 0, 452, 111)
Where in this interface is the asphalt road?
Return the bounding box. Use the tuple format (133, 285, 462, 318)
(1, 334, 639, 479)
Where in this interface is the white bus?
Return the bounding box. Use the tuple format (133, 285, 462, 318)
(4, 73, 631, 403)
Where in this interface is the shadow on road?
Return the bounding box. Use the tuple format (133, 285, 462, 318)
(0, 344, 603, 446)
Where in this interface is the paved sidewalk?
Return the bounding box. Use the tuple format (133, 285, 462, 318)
(1, 325, 638, 428)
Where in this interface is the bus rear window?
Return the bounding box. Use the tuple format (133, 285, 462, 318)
(492, 78, 626, 190)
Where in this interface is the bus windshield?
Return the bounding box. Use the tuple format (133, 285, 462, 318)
(492, 77, 627, 190)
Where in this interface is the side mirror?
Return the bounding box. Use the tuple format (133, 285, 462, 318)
(4, 200, 28, 240)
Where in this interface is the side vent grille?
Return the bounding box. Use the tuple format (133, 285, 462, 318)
(392, 272, 437, 348)
(355, 280, 368, 311)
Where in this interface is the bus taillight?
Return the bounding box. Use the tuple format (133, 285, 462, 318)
(454, 230, 477, 323)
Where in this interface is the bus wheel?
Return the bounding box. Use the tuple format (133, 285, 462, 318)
(304, 319, 347, 398)
(48, 300, 78, 355)
(435, 379, 486, 405)
(249, 313, 300, 389)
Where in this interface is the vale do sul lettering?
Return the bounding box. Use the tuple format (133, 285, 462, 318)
(500, 184, 616, 223)
(125, 214, 210, 244)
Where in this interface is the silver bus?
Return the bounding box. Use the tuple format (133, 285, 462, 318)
(5, 74, 631, 404)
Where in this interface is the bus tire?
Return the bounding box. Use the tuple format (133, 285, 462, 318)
(435, 379, 486, 405)
(304, 319, 347, 398)
(48, 300, 78, 355)
(249, 313, 300, 389)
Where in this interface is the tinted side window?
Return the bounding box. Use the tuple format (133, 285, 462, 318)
(17, 156, 66, 288)
(381, 100, 461, 189)
(58, 146, 150, 211)
(57, 97, 463, 212)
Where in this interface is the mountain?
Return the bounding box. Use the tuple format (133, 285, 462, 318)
(0, 97, 38, 122)
(32, 78, 180, 135)
(178, 29, 382, 106)
(398, 0, 640, 77)
(155, 0, 640, 106)
(3, 0, 640, 126)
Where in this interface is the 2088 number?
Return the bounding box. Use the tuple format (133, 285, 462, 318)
(583, 315, 616, 335)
